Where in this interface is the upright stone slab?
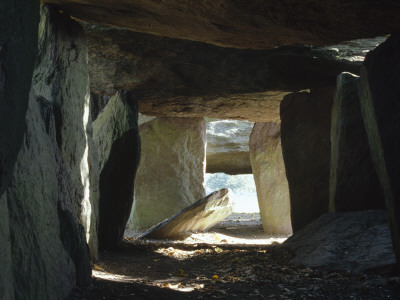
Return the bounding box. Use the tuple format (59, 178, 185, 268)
(359, 34, 400, 263)
(1, 0, 38, 298)
(250, 122, 292, 235)
(132, 117, 206, 229)
(7, 91, 78, 300)
(33, 4, 99, 260)
(4, 5, 93, 298)
(93, 91, 140, 250)
(330, 72, 385, 212)
(280, 88, 335, 232)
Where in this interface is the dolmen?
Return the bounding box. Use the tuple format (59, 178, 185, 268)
(140, 188, 234, 239)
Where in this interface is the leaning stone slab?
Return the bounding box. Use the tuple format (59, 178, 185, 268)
(140, 189, 234, 240)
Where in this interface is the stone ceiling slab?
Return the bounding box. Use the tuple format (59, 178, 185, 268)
(46, 0, 400, 49)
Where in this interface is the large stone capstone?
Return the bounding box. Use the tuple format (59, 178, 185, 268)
(206, 119, 253, 175)
(45, 0, 400, 49)
(250, 122, 292, 235)
(93, 91, 140, 250)
(281, 88, 335, 232)
(359, 33, 400, 264)
(330, 72, 385, 212)
(131, 117, 206, 230)
(140, 189, 234, 240)
(84, 24, 360, 122)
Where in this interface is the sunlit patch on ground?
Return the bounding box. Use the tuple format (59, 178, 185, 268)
(93, 269, 136, 283)
(70, 211, 400, 299)
(124, 212, 290, 248)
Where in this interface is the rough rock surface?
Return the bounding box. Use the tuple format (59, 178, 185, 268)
(359, 33, 400, 263)
(250, 123, 292, 235)
(46, 0, 400, 49)
(0, 0, 39, 298)
(140, 189, 234, 240)
(283, 210, 395, 272)
(93, 91, 140, 250)
(132, 117, 206, 230)
(206, 119, 253, 175)
(281, 88, 335, 232)
(7, 91, 78, 300)
(1, 4, 95, 299)
(84, 24, 359, 122)
(330, 72, 385, 212)
(33, 4, 99, 261)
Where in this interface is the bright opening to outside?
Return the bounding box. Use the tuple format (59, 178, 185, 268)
(205, 172, 259, 213)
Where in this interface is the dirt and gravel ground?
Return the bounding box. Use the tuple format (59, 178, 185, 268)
(68, 214, 400, 299)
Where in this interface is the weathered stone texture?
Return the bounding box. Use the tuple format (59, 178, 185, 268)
(33, 4, 99, 261)
(141, 189, 234, 240)
(46, 0, 400, 49)
(93, 91, 140, 249)
(132, 117, 206, 230)
(0, 0, 38, 298)
(283, 210, 395, 272)
(250, 123, 292, 235)
(84, 25, 359, 122)
(7, 92, 77, 300)
(281, 88, 335, 232)
(1, 4, 97, 298)
(206, 120, 253, 175)
(330, 72, 385, 212)
(359, 33, 400, 263)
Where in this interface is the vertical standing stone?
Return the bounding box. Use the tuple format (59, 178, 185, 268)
(0, 0, 39, 298)
(33, 4, 99, 261)
(93, 91, 140, 250)
(5, 5, 94, 298)
(7, 90, 77, 300)
(359, 34, 400, 263)
(280, 88, 335, 232)
(250, 122, 292, 235)
(330, 72, 385, 212)
(132, 117, 206, 229)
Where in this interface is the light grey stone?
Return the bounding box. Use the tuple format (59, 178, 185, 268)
(250, 122, 292, 235)
(140, 189, 234, 240)
(132, 117, 206, 230)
